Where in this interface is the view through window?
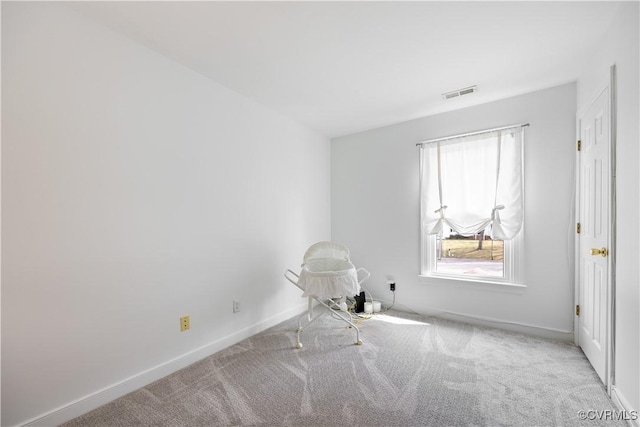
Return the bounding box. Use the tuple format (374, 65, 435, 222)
(435, 230, 504, 277)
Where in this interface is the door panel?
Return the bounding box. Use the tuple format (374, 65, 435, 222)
(578, 86, 609, 385)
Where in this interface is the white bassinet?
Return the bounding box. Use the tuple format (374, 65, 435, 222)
(285, 242, 370, 349)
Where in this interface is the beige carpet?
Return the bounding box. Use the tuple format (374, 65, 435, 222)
(63, 310, 623, 426)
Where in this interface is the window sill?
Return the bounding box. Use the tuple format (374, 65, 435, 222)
(419, 274, 526, 291)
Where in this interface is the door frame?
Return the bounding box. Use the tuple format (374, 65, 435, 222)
(574, 64, 617, 394)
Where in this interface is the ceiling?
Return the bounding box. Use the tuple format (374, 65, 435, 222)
(69, 1, 621, 138)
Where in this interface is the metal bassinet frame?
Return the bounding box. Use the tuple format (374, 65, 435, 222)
(284, 242, 370, 349)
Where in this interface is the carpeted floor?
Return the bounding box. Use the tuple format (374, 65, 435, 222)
(63, 310, 623, 426)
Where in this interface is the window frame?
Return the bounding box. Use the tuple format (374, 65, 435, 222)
(417, 124, 526, 287)
(419, 228, 524, 286)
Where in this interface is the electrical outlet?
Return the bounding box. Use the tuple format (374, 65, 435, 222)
(389, 282, 396, 292)
(233, 300, 240, 313)
(180, 315, 190, 331)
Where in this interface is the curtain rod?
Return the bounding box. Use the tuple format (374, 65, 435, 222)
(416, 123, 530, 146)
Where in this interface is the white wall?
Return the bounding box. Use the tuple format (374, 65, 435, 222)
(1, 3, 330, 426)
(332, 83, 577, 338)
(576, 1, 639, 417)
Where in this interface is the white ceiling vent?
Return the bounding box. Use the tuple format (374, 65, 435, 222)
(442, 85, 478, 100)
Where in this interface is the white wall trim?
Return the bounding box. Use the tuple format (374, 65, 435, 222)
(22, 303, 308, 427)
(375, 300, 574, 342)
(419, 309, 574, 342)
(611, 386, 640, 427)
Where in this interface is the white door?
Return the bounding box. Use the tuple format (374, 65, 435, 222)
(577, 86, 610, 385)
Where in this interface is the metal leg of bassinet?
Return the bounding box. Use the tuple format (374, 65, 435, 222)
(295, 296, 362, 349)
(295, 298, 314, 349)
(285, 269, 363, 349)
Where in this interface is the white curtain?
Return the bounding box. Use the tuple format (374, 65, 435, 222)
(420, 126, 524, 240)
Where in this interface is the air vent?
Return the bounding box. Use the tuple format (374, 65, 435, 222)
(442, 85, 478, 100)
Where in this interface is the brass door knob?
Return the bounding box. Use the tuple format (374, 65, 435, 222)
(590, 247, 608, 257)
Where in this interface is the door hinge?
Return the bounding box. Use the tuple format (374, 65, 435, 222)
(577, 140, 582, 151)
(576, 222, 581, 234)
(576, 305, 580, 316)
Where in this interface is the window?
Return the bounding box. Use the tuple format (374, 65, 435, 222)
(419, 125, 525, 284)
(436, 230, 504, 277)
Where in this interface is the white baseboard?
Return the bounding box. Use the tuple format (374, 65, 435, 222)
(388, 303, 574, 342)
(611, 386, 640, 427)
(23, 303, 308, 427)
